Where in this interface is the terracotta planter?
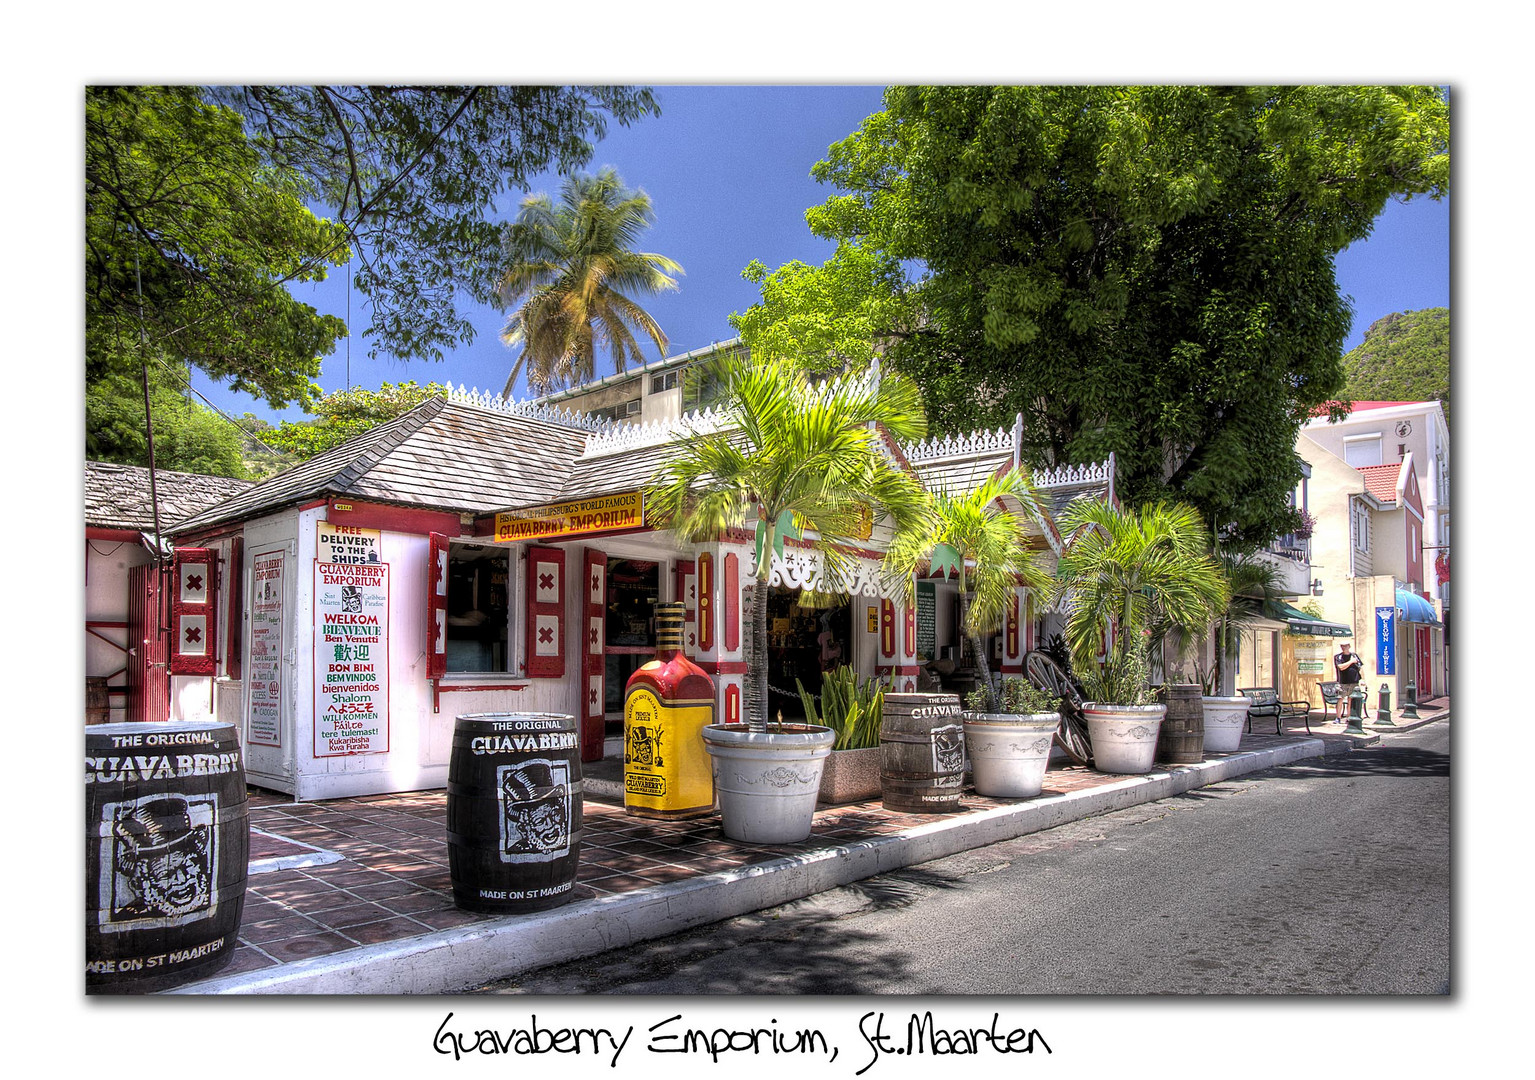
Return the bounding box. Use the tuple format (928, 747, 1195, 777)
(817, 746, 883, 805)
(701, 723, 835, 844)
(963, 712, 1060, 798)
(1201, 696, 1251, 752)
(1083, 703, 1166, 774)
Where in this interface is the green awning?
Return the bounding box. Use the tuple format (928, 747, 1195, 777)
(1263, 600, 1353, 638)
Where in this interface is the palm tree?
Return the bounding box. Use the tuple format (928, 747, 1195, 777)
(646, 356, 929, 731)
(1053, 500, 1229, 705)
(883, 469, 1051, 712)
(1211, 552, 1285, 694)
(498, 168, 683, 395)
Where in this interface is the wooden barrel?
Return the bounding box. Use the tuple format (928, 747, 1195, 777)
(1157, 684, 1206, 764)
(86, 720, 249, 993)
(880, 693, 965, 813)
(86, 676, 110, 725)
(447, 713, 583, 914)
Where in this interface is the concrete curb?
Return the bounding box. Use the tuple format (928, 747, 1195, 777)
(172, 736, 1327, 996)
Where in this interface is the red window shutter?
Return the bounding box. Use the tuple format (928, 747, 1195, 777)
(525, 546, 566, 678)
(697, 553, 714, 653)
(225, 537, 244, 680)
(580, 549, 608, 760)
(427, 532, 449, 679)
(169, 547, 218, 675)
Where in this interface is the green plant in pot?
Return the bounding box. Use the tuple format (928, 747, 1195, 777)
(1200, 550, 1285, 750)
(884, 468, 1054, 797)
(646, 354, 928, 842)
(1053, 499, 1228, 775)
(961, 677, 1064, 798)
(797, 667, 890, 804)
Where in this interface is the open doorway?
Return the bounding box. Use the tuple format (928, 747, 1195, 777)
(764, 586, 851, 722)
(604, 559, 660, 714)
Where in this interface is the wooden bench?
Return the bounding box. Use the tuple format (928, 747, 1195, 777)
(1239, 687, 1313, 735)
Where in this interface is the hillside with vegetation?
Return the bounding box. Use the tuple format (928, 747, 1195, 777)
(1341, 307, 1450, 424)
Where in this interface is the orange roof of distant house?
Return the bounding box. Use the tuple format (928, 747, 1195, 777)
(1357, 463, 1402, 504)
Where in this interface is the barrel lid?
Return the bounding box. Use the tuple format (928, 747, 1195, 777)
(89, 720, 236, 737)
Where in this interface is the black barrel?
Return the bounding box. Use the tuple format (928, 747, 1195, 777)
(86, 720, 249, 993)
(1157, 684, 1206, 764)
(880, 693, 966, 813)
(447, 713, 583, 914)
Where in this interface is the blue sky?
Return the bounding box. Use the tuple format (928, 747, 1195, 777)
(195, 85, 1451, 427)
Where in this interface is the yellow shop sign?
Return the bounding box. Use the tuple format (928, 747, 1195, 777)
(495, 491, 644, 542)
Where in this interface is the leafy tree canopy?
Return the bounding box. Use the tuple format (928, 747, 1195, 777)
(741, 85, 1449, 546)
(87, 84, 659, 415)
(729, 242, 913, 375)
(265, 381, 453, 460)
(87, 86, 350, 409)
(217, 86, 659, 367)
(1340, 307, 1450, 425)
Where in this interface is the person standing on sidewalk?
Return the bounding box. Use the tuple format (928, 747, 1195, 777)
(1334, 642, 1363, 720)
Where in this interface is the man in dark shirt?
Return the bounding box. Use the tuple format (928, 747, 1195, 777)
(1334, 642, 1362, 721)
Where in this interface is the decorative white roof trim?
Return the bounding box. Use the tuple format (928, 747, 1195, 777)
(902, 427, 1014, 463)
(1032, 459, 1112, 489)
(445, 385, 614, 432)
(579, 406, 734, 457)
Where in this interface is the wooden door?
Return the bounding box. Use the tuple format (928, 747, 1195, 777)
(126, 564, 170, 724)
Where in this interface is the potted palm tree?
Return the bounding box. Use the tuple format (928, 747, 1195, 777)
(1053, 500, 1229, 774)
(646, 355, 928, 842)
(1198, 552, 1284, 751)
(883, 469, 1057, 796)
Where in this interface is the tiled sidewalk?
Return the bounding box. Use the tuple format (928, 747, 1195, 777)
(224, 755, 1163, 979)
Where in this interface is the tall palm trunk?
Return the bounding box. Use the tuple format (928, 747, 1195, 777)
(959, 588, 995, 711)
(747, 574, 770, 733)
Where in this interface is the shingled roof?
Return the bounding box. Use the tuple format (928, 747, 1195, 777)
(171, 396, 589, 534)
(86, 461, 254, 532)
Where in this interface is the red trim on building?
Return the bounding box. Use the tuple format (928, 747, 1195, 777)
(580, 548, 608, 761)
(87, 527, 143, 543)
(327, 499, 461, 537)
(697, 553, 714, 652)
(724, 553, 740, 652)
(695, 660, 750, 675)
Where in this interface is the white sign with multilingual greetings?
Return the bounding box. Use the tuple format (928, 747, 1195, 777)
(313, 561, 390, 757)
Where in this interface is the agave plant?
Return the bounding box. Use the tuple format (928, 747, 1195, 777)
(796, 667, 890, 750)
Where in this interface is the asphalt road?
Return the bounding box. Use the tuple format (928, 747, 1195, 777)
(471, 719, 1451, 995)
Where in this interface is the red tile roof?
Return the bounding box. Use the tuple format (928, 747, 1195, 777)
(1309, 399, 1433, 418)
(1357, 463, 1402, 504)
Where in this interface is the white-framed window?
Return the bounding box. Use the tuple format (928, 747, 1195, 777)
(1344, 433, 1384, 467)
(650, 371, 679, 394)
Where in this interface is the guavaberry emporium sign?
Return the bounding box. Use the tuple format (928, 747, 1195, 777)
(495, 491, 644, 542)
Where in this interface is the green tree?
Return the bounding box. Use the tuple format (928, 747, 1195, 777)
(729, 242, 913, 375)
(646, 356, 929, 731)
(753, 85, 1449, 546)
(87, 365, 253, 479)
(1341, 308, 1451, 424)
(266, 381, 453, 459)
(87, 86, 350, 409)
(498, 168, 683, 394)
(1053, 500, 1229, 705)
(882, 469, 1051, 711)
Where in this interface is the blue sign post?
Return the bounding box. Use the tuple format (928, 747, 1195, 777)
(1375, 606, 1397, 676)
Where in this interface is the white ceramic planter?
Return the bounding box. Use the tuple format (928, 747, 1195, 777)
(700, 723, 835, 844)
(1084, 703, 1166, 774)
(963, 712, 1060, 798)
(1201, 695, 1251, 753)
